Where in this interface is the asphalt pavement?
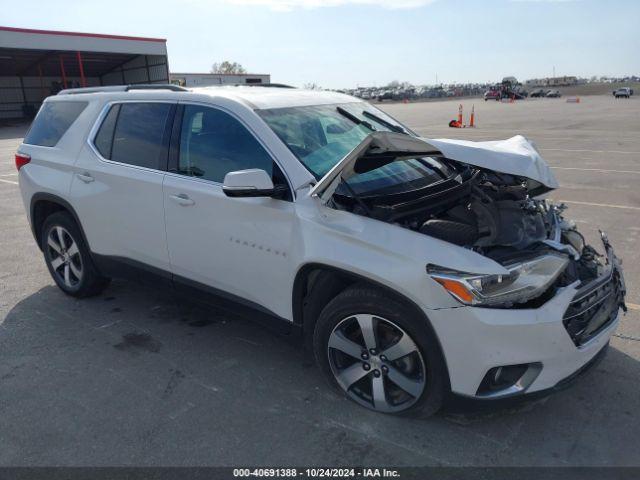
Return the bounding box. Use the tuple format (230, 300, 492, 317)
(0, 95, 638, 466)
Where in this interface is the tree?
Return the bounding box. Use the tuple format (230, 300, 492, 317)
(210, 61, 247, 74)
(303, 82, 322, 90)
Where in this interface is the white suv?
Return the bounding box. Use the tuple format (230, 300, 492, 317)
(17, 84, 626, 416)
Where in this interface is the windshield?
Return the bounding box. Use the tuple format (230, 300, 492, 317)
(257, 103, 450, 196)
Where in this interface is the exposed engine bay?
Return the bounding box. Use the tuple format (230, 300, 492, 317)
(331, 159, 562, 252)
(329, 155, 622, 306)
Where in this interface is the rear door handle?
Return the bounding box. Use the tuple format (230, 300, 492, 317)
(76, 172, 94, 183)
(169, 193, 195, 207)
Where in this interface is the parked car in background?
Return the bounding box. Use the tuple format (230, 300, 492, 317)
(16, 85, 626, 417)
(530, 89, 546, 98)
(546, 90, 562, 98)
(484, 89, 501, 101)
(513, 87, 528, 98)
(613, 87, 633, 98)
(377, 90, 394, 101)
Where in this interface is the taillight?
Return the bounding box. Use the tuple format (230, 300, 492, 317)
(15, 152, 31, 171)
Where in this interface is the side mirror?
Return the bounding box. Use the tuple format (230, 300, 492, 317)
(222, 169, 276, 198)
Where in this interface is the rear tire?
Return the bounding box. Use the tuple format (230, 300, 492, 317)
(313, 284, 447, 417)
(41, 211, 110, 297)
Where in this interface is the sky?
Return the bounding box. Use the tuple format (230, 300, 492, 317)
(1, 0, 639, 88)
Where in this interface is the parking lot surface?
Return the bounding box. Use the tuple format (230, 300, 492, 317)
(1, 95, 639, 466)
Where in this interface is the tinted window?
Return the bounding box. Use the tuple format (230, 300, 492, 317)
(110, 103, 172, 169)
(24, 101, 88, 147)
(94, 104, 120, 159)
(178, 105, 273, 183)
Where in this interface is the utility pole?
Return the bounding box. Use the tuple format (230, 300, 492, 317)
(553, 65, 556, 78)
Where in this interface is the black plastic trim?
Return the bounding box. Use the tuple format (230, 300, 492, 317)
(160, 103, 177, 172)
(167, 104, 184, 173)
(172, 273, 293, 336)
(92, 254, 172, 287)
(92, 254, 293, 337)
(29, 193, 90, 252)
(223, 186, 288, 198)
(446, 342, 609, 413)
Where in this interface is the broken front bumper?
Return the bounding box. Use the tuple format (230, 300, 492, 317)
(425, 234, 626, 399)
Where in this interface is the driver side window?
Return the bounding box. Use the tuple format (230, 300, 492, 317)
(177, 105, 289, 198)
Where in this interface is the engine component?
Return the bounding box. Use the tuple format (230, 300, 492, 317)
(333, 160, 559, 252)
(419, 219, 479, 246)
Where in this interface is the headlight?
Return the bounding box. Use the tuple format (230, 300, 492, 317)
(427, 253, 569, 307)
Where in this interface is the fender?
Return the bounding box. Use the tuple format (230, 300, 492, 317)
(292, 262, 451, 385)
(30, 192, 91, 252)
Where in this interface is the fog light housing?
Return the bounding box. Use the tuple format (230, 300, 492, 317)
(476, 363, 542, 398)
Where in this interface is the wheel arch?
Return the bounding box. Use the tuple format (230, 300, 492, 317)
(292, 263, 450, 385)
(30, 193, 90, 252)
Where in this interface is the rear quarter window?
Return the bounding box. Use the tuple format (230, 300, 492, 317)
(93, 102, 172, 170)
(93, 104, 120, 159)
(23, 101, 88, 147)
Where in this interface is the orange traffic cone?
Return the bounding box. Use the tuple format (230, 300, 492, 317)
(469, 105, 476, 128)
(449, 104, 464, 128)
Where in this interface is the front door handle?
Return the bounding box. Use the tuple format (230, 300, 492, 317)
(169, 193, 195, 207)
(76, 172, 94, 183)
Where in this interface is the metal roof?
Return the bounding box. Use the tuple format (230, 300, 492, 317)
(0, 26, 165, 42)
(0, 26, 167, 56)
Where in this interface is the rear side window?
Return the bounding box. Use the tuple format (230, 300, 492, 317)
(94, 102, 172, 170)
(94, 104, 120, 159)
(24, 101, 88, 147)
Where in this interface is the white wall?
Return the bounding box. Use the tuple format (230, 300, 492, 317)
(170, 73, 271, 87)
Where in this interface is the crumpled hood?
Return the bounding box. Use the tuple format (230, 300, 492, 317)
(309, 132, 559, 202)
(427, 135, 559, 192)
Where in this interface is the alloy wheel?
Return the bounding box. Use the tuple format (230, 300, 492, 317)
(327, 314, 426, 413)
(46, 226, 83, 289)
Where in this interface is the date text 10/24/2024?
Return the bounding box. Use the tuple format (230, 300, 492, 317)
(233, 468, 400, 478)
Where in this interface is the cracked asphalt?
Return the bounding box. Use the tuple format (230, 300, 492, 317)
(0, 94, 639, 466)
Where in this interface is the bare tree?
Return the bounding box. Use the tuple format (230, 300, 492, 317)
(211, 61, 247, 75)
(303, 82, 322, 90)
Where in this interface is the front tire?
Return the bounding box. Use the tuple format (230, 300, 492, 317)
(313, 285, 447, 417)
(41, 211, 110, 297)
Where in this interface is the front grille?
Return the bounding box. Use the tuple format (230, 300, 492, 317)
(563, 268, 624, 346)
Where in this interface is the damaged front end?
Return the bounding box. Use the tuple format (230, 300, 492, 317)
(311, 132, 627, 319)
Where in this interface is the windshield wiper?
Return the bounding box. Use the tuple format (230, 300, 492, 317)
(362, 110, 407, 134)
(336, 106, 376, 131)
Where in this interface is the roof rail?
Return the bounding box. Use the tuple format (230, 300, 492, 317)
(58, 84, 188, 95)
(230, 83, 296, 89)
(126, 84, 188, 92)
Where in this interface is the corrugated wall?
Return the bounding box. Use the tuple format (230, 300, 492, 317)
(102, 54, 168, 86)
(0, 76, 101, 119)
(1, 54, 169, 120)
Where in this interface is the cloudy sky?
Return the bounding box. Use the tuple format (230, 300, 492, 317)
(2, 0, 638, 88)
